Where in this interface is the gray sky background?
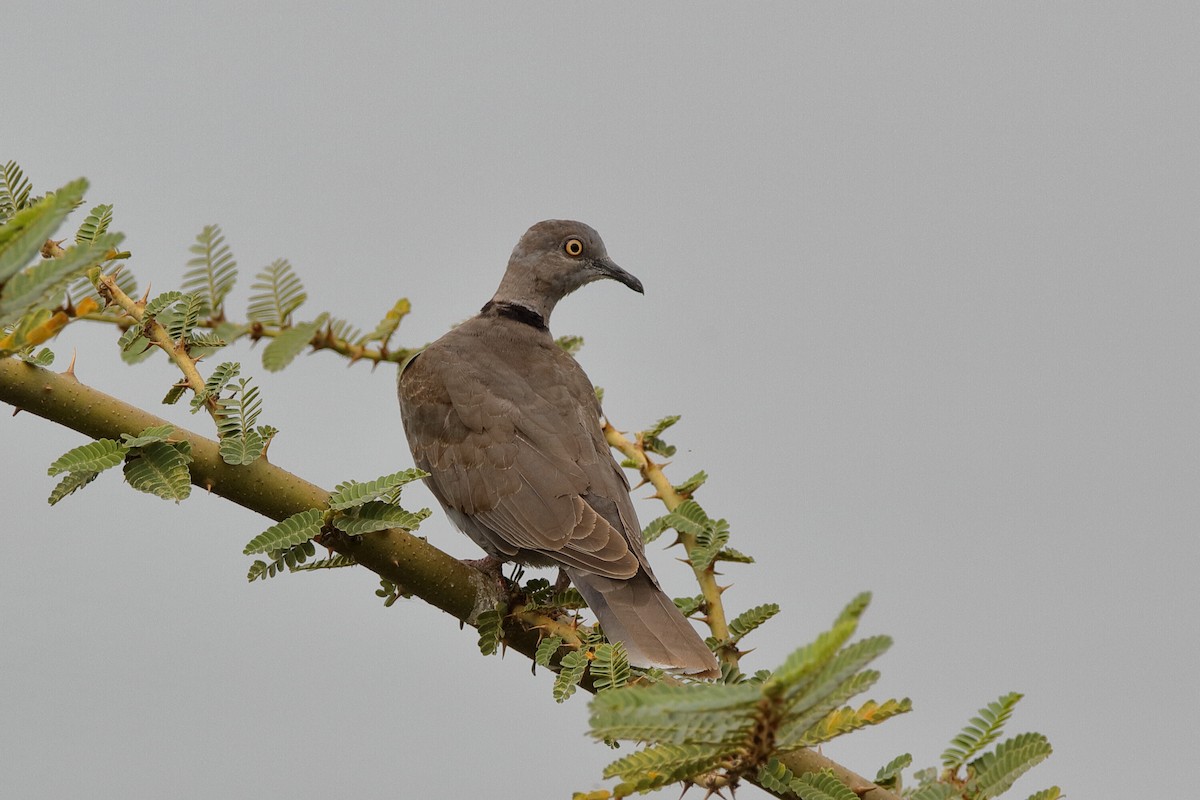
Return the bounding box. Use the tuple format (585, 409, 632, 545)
(2, 3, 1196, 798)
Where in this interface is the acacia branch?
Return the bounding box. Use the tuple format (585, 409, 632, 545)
(0, 357, 899, 800)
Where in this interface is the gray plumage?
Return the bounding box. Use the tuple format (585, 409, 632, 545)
(397, 220, 719, 678)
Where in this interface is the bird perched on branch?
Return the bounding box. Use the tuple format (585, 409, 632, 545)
(398, 220, 719, 678)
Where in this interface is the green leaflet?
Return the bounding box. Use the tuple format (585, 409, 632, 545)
(1024, 788, 1062, 800)
(756, 760, 861, 800)
(553, 649, 589, 703)
(755, 758, 800, 795)
(242, 508, 323, 555)
(192, 361, 240, 411)
(375, 578, 406, 606)
(74, 203, 112, 245)
(642, 499, 733, 569)
(942, 692, 1024, 769)
(641, 515, 672, 545)
(834, 591, 871, 627)
(688, 517, 730, 570)
(290, 553, 357, 572)
(727, 603, 780, 645)
(261, 313, 326, 371)
(328, 468, 427, 510)
(218, 429, 265, 466)
(117, 323, 146, 352)
(874, 752, 912, 789)
(332, 502, 430, 535)
(713, 546, 754, 564)
(791, 697, 912, 748)
(967, 732, 1052, 800)
(122, 441, 192, 502)
(641, 414, 680, 457)
(591, 642, 630, 692)
(673, 594, 704, 618)
(68, 262, 137, 309)
(185, 330, 226, 350)
(17, 347, 54, 366)
(142, 290, 184, 319)
(790, 769, 859, 800)
(182, 224, 237, 318)
(118, 425, 176, 448)
(775, 669, 885, 751)
(117, 324, 154, 364)
(534, 635, 564, 668)
(47, 439, 126, 476)
(247, 258, 306, 327)
(603, 742, 728, 794)
(781, 633, 893, 709)
(48, 470, 100, 506)
(361, 298, 411, 347)
(672, 469, 708, 496)
(764, 624, 858, 699)
(215, 377, 270, 465)
(326, 316, 363, 347)
(161, 292, 205, 342)
(0, 178, 87, 286)
(0, 161, 34, 222)
(247, 541, 317, 582)
(520, 583, 587, 612)
(590, 681, 761, 745)
(909, 784, 962, 800)
(476, 603, 505, 656)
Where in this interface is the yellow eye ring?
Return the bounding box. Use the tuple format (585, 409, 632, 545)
(564, 238, 584, 257)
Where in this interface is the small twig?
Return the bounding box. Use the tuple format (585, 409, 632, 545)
(95, 272, 217, 417)
(603, 421, 734, 664)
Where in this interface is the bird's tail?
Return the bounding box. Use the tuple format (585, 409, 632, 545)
(567, 568, 720, 679)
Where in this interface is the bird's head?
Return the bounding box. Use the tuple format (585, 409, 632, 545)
(491, 220, 643, 321)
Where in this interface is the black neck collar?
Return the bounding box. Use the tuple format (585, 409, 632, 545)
(480, 300, 547, 331)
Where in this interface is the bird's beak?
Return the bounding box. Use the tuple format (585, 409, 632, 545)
(593, 257, 644, 294)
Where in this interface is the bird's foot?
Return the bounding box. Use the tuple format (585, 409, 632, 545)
(461, 555, 509, 595)
(552, 568, 573, 594)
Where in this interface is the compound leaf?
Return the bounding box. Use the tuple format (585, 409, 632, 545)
(182, 224, 237, 317)
(942, 692, 1024, 769)
(262, 313, 326, 371)
(247, 258, 306, 327)
(332, 502, 430, 535)
(122, 441, 192, 502)
(242, 508, 323, 555)
(47, 438, 126, 476)
(328, 468, 427, 510)
(74, 203, 112, 245)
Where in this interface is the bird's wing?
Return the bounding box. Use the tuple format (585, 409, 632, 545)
(398, 331, 644, 579)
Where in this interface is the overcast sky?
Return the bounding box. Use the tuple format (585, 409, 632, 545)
(2, 3, 1196, 798)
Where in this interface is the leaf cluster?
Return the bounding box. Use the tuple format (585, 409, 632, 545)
(46, 425, 189, 505)
(0, 166, 129, 356)
(587, 594, 910, 796)
(643, 499, 749, 570)
(242, 468, 429, 582)
(891, 693, 1056, 800)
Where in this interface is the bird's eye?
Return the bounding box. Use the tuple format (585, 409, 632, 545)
(564, 238, 584, 257)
